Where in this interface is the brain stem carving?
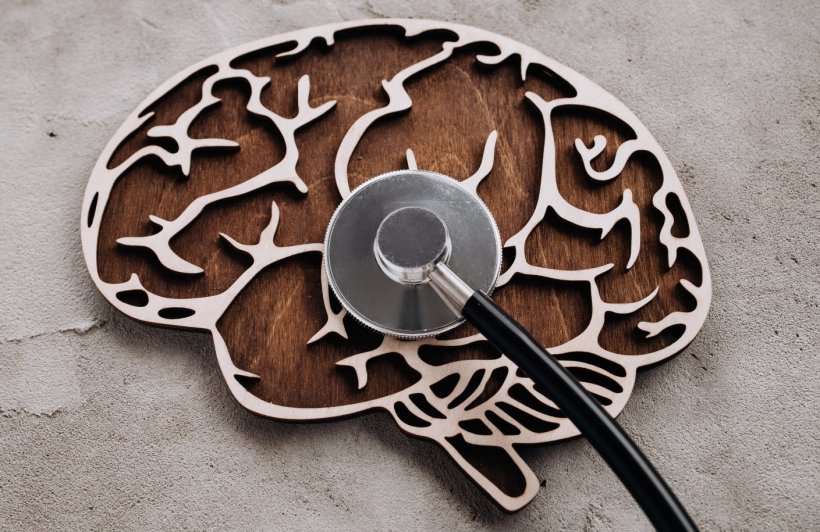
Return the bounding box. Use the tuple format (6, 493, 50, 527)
(81, 20, 711, 512)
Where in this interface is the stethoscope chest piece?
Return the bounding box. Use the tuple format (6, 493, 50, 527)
(324, 170, 501, 338)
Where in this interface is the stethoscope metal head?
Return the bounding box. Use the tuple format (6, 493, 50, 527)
(323, 170, 501, 339)
(323, 171, 698, 531)
(373, 206, 452, 285)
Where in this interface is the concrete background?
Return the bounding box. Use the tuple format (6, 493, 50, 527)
(1, 0, 818, 529)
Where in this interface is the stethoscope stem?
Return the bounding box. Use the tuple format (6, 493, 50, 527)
(430, 264, 698, 532)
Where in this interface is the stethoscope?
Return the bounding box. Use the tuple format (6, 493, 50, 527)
(324, 169, 697, 531)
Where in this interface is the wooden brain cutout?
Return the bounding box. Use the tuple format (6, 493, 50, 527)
(81, 20, 711, 511)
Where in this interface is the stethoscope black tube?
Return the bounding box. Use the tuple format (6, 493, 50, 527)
(462, 291, 698, 532)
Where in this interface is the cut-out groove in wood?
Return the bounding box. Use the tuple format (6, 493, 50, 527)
(81, 19, 712, 512)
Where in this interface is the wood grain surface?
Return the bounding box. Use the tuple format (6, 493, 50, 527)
(94, 25, 703, 502)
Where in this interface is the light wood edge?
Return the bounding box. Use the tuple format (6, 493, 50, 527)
(80, 19, 712, 511)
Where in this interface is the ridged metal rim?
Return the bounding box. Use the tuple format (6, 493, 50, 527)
(323, 169, 502, 339)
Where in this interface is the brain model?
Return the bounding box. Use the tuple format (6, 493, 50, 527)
(82, 19, 711, 511)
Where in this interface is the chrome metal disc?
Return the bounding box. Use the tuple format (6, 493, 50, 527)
(324, 170, 501, 338)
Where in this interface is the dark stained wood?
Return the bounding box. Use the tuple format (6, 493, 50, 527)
(97, 30, 700, 414)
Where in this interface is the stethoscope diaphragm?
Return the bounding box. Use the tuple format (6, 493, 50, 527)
(323, 169, 501, 338)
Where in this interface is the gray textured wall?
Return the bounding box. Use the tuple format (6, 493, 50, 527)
(1, 1, 818, 530)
